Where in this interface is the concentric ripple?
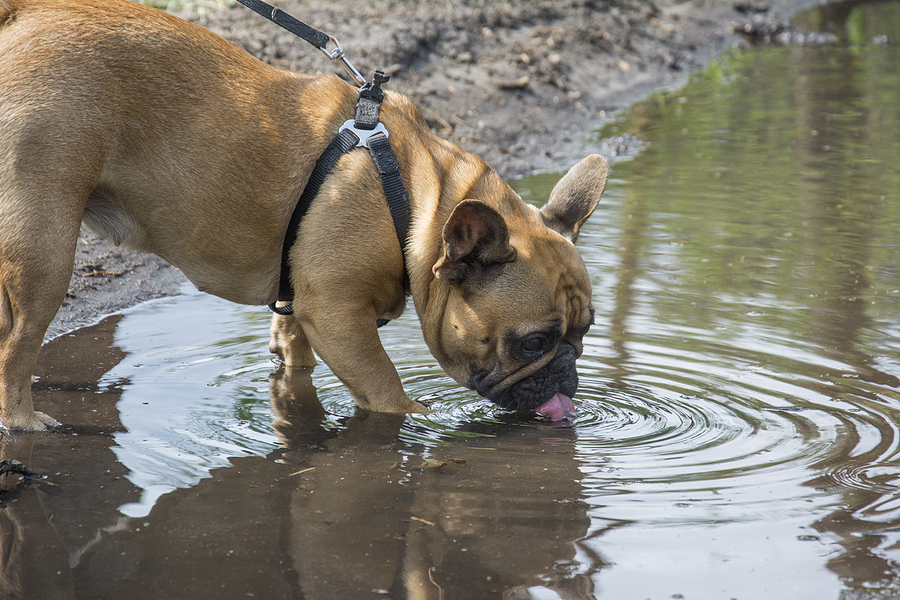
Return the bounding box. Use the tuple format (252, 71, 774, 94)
(566, 320, 900, 520)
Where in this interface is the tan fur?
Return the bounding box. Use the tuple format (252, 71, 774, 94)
(0, 0, 608, 429)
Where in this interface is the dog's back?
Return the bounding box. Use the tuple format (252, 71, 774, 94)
(0, 0, 329, 304)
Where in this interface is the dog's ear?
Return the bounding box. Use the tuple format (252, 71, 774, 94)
(433, 200, 517, 286)
(540, 154, 609, 243)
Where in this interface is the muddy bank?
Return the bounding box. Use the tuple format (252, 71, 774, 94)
(55, 0, 828, 338)
(191, 0, 823, 177)
(47, 230, 186, 340)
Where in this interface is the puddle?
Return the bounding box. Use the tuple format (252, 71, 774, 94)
(4, 1, 900, 598)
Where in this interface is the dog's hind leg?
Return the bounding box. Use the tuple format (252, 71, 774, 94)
(0, 191, 84, 430)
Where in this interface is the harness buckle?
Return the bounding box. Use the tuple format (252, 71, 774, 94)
(338, 120, 389, 148)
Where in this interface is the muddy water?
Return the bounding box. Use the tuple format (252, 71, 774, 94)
(3, 2, 900, 598)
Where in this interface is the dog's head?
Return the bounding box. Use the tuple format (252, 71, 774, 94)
(424, 155, 608, 419)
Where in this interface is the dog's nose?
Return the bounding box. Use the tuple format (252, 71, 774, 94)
(549, 343, 577, 375)
(490, 342, 581, 412)
(550, 355, 569, 375)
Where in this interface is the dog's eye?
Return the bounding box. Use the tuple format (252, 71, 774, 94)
(520, 335, 546, 355)
(508, 323, 561, 360)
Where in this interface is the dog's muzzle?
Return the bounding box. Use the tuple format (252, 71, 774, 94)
(493, 343, 579, 417)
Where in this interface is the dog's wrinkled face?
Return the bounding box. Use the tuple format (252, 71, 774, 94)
(426, 155, 608, 419)
(438, 237, 595, 417)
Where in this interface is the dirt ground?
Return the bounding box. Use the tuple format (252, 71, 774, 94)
(51, 0, 830, 338)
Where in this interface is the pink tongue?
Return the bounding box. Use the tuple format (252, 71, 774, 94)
(535, 392, 577, 421)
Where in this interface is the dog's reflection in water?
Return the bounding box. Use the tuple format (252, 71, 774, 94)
(268, 366, 599, 599)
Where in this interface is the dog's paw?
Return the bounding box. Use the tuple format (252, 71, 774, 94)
(388, 397, 429, 415)
(356, 392, 429, 415)
(2, 411, 61, 431)
(408, 399, 429, 414)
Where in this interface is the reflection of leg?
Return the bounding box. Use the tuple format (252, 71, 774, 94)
(268, 365, 326, 439)
(286, 411, 411, 598)
(0, 437, 76, 599)
(269, 310, 317, 368)
(403, 520, 452, 599)
(0, 490, 77, 600)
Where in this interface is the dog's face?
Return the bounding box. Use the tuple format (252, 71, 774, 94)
(424, 155, 608, 419)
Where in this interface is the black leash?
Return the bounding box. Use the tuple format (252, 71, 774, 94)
(236, 2, 412, 323)
(234, 0, 366, 86)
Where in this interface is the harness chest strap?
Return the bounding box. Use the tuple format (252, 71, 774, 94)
(269, 73, 411, 323)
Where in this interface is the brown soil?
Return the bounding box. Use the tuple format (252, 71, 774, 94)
(52, 0, 827, 338)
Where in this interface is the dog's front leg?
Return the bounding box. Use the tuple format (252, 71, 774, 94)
(295, 309, 427, 415)
(268, 307, 317, 368)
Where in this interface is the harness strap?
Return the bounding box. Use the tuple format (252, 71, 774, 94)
(367, 132, 410, 251)
(233, 2, 408, 319)
(271, 128, 360, 315)
(354, 72, 390, 130)
(368, 130, 412, 328)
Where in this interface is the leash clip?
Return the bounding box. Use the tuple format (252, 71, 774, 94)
(338, 120, 389, 148)
(320, 35, 367, 87)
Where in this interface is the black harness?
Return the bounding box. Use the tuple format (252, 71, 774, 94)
(233, 0, 412, 324)
(269, 72, 411, 324)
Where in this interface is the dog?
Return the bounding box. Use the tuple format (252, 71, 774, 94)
(0, 0, 608, 430)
